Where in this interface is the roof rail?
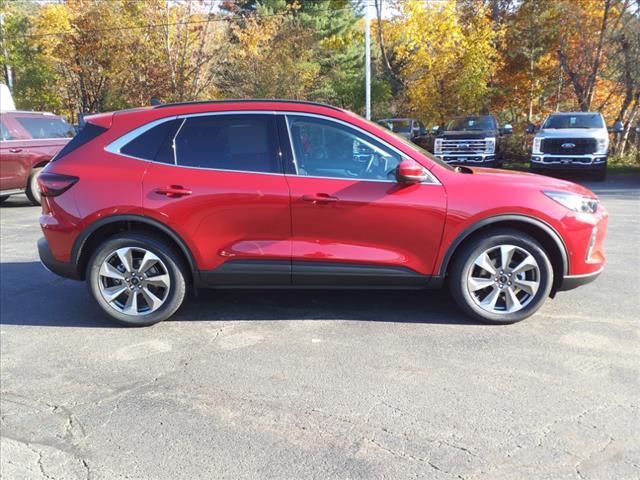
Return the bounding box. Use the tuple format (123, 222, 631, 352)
(153, 99, 344, 112)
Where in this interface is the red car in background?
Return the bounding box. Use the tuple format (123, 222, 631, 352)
(36, 100, 607, 326)
(0, 110, 74, 205)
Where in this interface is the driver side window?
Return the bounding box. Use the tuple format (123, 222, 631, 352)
(286, 115, 401, 181)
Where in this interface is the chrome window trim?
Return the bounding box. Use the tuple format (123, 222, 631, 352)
(103, 109, 441, 185)
(105, 116, 179, 157)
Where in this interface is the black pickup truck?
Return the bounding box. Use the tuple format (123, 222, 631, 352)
(430, 115, 512, 167)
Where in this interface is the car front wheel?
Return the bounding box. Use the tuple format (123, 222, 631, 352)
(87, 233, 187, 326)
(449, 229, 553, 324)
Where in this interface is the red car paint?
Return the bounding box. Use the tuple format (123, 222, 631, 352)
(37, 100, 607, 290)
(0, 111, 72, 199)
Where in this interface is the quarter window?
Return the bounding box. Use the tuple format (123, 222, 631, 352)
(174, 114, 279, 173)
(286, 115, 402, 181)
(121, 119, 182, 163)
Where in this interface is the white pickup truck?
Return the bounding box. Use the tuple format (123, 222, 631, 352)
(529, 112, 610, 181)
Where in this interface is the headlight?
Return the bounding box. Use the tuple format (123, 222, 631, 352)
(484, 137, 495, 154)
(543, 191, 599, 213)
(434, 138, 443, 154)
(532, 137, 542, 154)
(595, 137, 608, 154)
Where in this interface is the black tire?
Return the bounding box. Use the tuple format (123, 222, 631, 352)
(592, 167, 607, 182)
(0, 195, 9, 204)
(87, 232, 187, 326)
(26, 167, 43, 206)
(449, 229, 553, 324)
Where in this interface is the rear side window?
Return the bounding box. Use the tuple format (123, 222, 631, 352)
(0, 121, 14, 141)
(16, 116, 75, 139)
(120, 119, 182, 163)
(174, 114, 279, 173)
(52, 123, 107, 161)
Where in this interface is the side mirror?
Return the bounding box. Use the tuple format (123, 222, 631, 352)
(396, 159, 428, 184)
(526, 123, 537, 134)
(502, 124, 513, 135)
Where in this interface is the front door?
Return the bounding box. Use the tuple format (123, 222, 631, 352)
(282, 114, 447, 285)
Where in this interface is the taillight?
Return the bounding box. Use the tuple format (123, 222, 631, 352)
(38, 173, 79, 197)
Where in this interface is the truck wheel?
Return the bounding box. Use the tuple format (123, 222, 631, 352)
(592, 167, 607, 182)
(449, 229, 553, 324)
(87, 232, 187, 326)
(26, 167, 43, 206)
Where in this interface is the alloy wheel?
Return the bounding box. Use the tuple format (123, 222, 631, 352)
(466, 244, 541, 315)
(97, 247, 171, 316)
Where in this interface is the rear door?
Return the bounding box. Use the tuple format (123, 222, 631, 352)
(281, 113, 447, 285)
(141, 112, 292, 284)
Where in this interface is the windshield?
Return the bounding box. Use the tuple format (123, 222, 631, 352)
(542, 114, 604, 129)
(446, 116, 496, 131)
(389, 120, 411, 132)
(378, 119, 411, 133)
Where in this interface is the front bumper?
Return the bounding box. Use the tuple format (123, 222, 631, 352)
(558, 267, 603, 291)
(530, 154, 607, 169)
(38, 237, 80, 280)
(436, 154, 496, 164)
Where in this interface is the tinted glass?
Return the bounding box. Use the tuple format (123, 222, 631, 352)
(286, 115, 402, 181)
(121, 119, 181, 163)
(0, 121, 14, 141)
(390, 120, 411, 132)
(446, 116, 497, 131)
(52, 123, 107, 161)
(16, 116, 75, 139)
(175, 114, 279, 173)
(543, 114, 604, 129)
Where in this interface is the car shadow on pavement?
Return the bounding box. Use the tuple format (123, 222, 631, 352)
(0, 262, 482, 328)
(0, 196, 35, 208)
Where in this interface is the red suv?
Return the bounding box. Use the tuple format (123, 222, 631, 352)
(1, 110, 74, 205)
(37, 100, 607, 326)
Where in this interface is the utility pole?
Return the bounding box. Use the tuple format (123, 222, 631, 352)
(365, 1, 371, 120)
(0, 13, 13, 91)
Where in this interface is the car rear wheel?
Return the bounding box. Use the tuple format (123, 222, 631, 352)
(449, 229, 553, 324)
(87, 233, 187, 326)
(26, 167, 43, 206)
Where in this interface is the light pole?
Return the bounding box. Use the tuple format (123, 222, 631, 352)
(0, 13, 13, 91)
(365, 1, 371, 120)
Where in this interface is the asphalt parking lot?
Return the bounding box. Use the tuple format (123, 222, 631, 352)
(1, 174, 639, 480)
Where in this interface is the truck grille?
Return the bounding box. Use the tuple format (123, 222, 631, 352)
(440, 139, 487, 154)
(541, 138, 597, 155)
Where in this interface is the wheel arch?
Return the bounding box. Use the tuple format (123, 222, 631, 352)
(73, 215, 197, 282)
(439, 215, 569, 295)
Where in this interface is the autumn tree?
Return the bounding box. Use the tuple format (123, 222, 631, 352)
(384, 0, 500, 125)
